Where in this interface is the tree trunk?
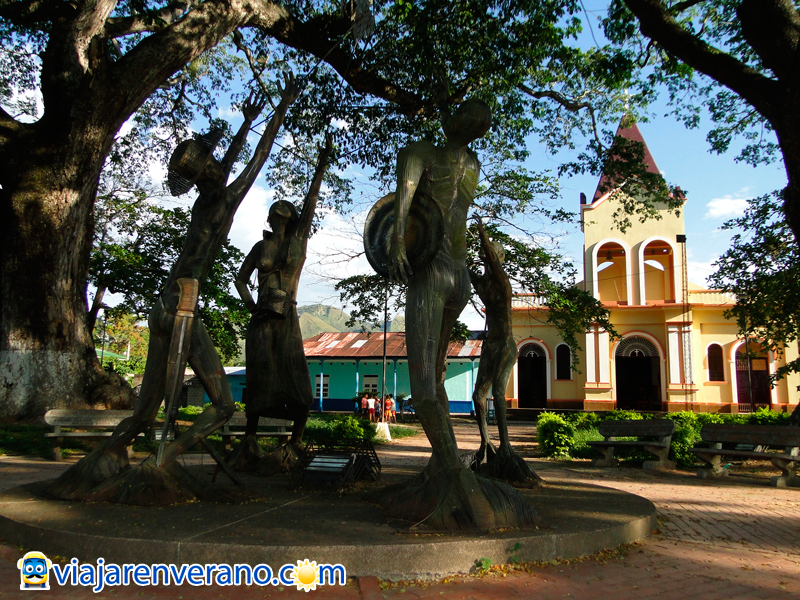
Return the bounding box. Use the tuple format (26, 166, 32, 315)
(0, 134, 132, 419)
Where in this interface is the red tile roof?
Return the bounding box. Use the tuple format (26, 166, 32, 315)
(303, 332, 482, 359)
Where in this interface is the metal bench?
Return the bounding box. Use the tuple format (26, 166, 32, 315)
(44, 409, 142, 461)
(219, 412, 292, 450)
(691, 423, 800, 488)
(587, 419, 676, 470)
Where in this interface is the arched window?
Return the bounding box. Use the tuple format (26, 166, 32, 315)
(707, 344, 725, 382)
(556, 344, 571, 380)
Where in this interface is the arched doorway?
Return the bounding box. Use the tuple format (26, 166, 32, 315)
(615, 336, 661, 411)
(735, 342, 771, 412)
(518, 342, 547, 409)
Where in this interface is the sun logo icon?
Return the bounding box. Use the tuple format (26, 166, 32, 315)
(294, 559, 319, 592)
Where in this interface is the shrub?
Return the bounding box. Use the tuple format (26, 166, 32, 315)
(177, 405, 204, 420)
(305, 415, 376, 442)
(536, 412, 576, 458)
(570, 427, 604, 459)
(540, 407, 794, 466)
(746, 407, 789, 425)
(331, 415, 375, 439)
(563, 411, 601, 430)
(662, 412, 701, 468)
(603, 409, 644, 421)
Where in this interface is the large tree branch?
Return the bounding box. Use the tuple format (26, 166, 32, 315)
(668, 0, 703, 14)
(69, 0, 119, 70)
(518, 85, 604, 150)
(622, 0, 781, 120)
(736, 0, 800, 82)
(109, 1, 256, 122)
(0, 0, 69, 25)
(104, 1, 197, 38)
(246, 10, 428, 115)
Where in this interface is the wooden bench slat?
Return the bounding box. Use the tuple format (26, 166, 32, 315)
(698, 424, 800, 447)
(588, 440, 669, 448)
(691, 448, 800, 461)
(597, 419, 675, 438)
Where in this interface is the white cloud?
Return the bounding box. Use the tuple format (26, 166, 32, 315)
(704, 196, 749, 219)
(687, 260, 716, 288)
(228, 184, 275, 255)
(217, 105, 239, 120)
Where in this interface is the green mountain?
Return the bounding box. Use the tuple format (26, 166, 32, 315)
(297, 304, 352, 332)
(297, 303, 404, 340)
(298, 312, 338, 339)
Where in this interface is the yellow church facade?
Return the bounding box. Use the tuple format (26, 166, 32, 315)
(508, 123, 798, 414)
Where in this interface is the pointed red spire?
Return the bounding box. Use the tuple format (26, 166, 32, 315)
(590, 116, 661, 202)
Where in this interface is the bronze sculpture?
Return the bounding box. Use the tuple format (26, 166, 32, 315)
(374, 99, 538, 531)
(231, 134, 333, 473)
(469, 218, 542, 486)
(47, 75, 299, 503)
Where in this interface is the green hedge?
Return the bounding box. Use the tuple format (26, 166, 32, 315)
(536, 408, 791, 468)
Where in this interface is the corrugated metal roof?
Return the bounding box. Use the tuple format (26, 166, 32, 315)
(303, 332, 482, 359)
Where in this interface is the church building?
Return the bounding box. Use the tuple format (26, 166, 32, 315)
(509, 120, 798, 414)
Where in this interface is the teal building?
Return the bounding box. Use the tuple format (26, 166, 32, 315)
(196, 333, 483, 413)
(303, 332, 483, 413)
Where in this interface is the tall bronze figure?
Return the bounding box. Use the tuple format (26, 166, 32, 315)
(470, 218, 541, 486)
(376, 100, 538, 531)
(232, 134, 333, 473)
(48, 75, 299, 503)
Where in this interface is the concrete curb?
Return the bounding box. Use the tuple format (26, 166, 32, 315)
(0, 480, 656, 580)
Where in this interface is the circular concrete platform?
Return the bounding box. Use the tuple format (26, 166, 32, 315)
(0, 471, 655, 580)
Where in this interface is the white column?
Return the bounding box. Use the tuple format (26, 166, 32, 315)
(769, 352, 778, 405)
(598, 329, 610, 383)
(668, 325, 681, 384)
(681, 326, 693, 384)
(512, 359, 519, 399)
(585, 329, 596, 383)
(545, 358, 552, 400)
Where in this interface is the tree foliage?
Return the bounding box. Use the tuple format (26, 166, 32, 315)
(0, 0, 685, 417)
(91, 169, 249, 363)
(605, 1, 800, 236)
(334, 217, 615, 361)
(709, 192, 800, 383)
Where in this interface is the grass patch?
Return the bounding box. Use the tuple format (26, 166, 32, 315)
(0, 425, 53, 457)
(388, 425, 420, 439)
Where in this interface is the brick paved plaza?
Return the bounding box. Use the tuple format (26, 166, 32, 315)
(0, 420, 797, 599)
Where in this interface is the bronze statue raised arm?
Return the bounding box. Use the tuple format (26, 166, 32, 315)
(374, 100, 538, 531)
(230, 134, 334, 474)
(48, 75, 300, 504)
(469, 218, 541, 487)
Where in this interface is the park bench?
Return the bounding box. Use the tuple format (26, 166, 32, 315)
(690, 424, 800, 488)
(587, 419, 676, 470)
(44, 409, 142, 461)
(296, 437, 381, 489)
(219, 412, 292, 450)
